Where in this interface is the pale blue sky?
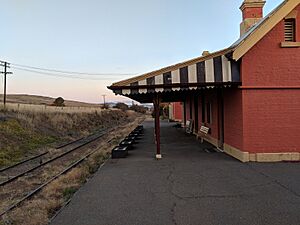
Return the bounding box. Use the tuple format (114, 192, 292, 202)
(0, 0, 282, 103)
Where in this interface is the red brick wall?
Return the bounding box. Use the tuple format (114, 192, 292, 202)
(295, 5, 300, 41)
(204, 90, 219, 140)
(197, 95, 203, 131)
(240, 4, 300, 153)
(185, 97, 191, 121)
(241, 5, 300, 87)
(180, 5, 300, 154)
(242, 7, 263, 20)
(243, 89, 300, 153)
(172, 102, 183, 121)
(223, 89, 244, 151)
(185, 91, 219, 139)
(190, 95, 194, 122)
(297, 6, 300, 41)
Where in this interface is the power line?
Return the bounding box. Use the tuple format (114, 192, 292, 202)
(0, 62, 13, 107)
(11, 66, 123, 80)
(9, 62, 135, 76)
(102, 94, 106, 105)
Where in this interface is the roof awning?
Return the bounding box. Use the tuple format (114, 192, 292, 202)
(108, 48, 241, 103)
(108, 0, 300, 103)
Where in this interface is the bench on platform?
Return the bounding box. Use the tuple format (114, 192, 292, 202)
(112, 125, 144, 158)
(197, 125, 210, 142)
(185, 120, 194, 134)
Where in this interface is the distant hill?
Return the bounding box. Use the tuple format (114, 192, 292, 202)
(0, 94, 101, 107)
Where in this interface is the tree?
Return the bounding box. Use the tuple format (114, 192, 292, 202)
(53, 97, 65, 107)
(114, 102, 129, 111)
(130, 104, 146, 114)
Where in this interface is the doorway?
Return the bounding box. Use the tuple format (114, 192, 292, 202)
(217, 89, 224, 149)
(194, 96, 199, 132)
(183, 101, 187, 126)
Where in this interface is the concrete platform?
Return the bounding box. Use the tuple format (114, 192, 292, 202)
(51, 120, 300, 225)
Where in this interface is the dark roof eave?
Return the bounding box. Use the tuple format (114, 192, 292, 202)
(111, 48, 235, 87)
(109, 82, 242, 91)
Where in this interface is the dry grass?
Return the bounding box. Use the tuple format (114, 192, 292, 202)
(0, 94, 101, 107)
(1, 117, 144, 225)
(0, 107, 134, 167)
(1, 103, 103, 114)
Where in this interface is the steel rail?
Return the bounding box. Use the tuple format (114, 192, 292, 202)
(0, 124, 141, 218)
(0, 129, 105, 175)
(55, 128, 105, 149)
(0, 130, 107, 187)
(55, 137, 86, 149)
(0, 151, 49, 173)
(0, 142, 112, 218)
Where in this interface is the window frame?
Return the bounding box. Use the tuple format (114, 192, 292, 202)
(284, 18, 296, 42)
(206, 102, 212, 125)
(201, 95, 205, 123)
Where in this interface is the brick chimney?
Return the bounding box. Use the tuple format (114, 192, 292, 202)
(240, 0, 266, 36)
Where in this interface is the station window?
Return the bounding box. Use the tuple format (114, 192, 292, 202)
(206, 102, 212, 124)
(201, 96, 205, 123)
(190, 97, 193, 119)
(284, 19, 296, 42)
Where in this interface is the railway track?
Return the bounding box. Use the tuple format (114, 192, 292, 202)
(0, 128, 106, 185)
(0, 127, 112, 217)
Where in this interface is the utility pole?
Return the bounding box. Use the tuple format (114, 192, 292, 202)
(0, 61, 13, 108)
(102, 94, 106, 108)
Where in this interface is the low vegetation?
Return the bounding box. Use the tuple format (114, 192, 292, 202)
(2, 103, 103, 114)
(114, 102, 129, 111)
(0, 108, 131, 167)
(51, 97, 65, 107)
(0, 94, 101, 107)
(1, 115, 143, 225)
(0, 94, 146, 225)
(114, 102, 147, 114)
(130, 104, 147, 114)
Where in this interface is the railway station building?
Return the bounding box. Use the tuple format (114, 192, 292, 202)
(109, 0, 300, 162)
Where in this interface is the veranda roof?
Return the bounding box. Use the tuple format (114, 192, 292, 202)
(108, 48, 241, 102)
(108, 0, 299, 103)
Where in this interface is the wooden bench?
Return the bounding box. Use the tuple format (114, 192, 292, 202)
(185, 120, 193, 134)
(197, 125, 210, 142)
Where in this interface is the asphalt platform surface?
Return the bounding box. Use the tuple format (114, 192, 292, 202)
(51, 120, 300, 225)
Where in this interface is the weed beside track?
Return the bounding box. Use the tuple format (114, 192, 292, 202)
(0, 108, 131, 167)
(0, 112, 145, 225)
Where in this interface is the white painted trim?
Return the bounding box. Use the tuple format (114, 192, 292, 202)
(171, 70, 180, 91)
(155, 74, 164, 92)
(138, 79, 147, 94)
(221, 55, 232, 82)
(188, 64, 197, 90)
(205, 59, 214, 82)
(122, 89, 131, 95)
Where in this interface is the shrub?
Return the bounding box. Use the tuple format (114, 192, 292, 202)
(101, 104, 109, 109)
(52, 97, 65, 107)
(114, 102, 129, 111)
(130, 104, 146, 114)
(62, 187, 78, 201)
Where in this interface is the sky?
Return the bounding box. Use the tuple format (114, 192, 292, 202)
(0, 0, 283, 104)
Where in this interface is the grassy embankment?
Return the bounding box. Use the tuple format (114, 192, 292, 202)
(0, 107, 129, 167)
(0, 105, 145, 225)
